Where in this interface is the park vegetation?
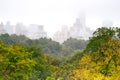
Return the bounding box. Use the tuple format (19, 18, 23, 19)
(0, 27, 120, 80)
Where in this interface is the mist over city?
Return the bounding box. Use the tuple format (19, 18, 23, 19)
(0, 0, 120, 40)
(0, 14, 94, 43)
(0, 0, 120, 80)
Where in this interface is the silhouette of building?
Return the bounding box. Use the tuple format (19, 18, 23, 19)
(53, 25, 70, 43)
(0, 22, 6, 34)
(14, 23, 27, 35)
(1, 22, 47, 39)
(4, 21, 14, 34)
(25, 24, 47, 39)
(52, 14, 93, 43)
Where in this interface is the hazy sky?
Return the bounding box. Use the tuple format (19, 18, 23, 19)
(0, 0, 120, 37)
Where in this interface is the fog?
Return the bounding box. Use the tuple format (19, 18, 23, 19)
(0, 0, 120, 37)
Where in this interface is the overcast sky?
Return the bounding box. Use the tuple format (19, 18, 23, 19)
(0, 0, 120, 37)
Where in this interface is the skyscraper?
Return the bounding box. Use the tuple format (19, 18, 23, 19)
(25, 24, 47, 39)
(52, 13, 93, 43)
(0, 22, 6, 34)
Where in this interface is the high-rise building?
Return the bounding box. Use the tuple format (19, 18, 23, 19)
(53, 25, 70, 43)
(0, 22, 6, 34)
(25, 24, 47, 39)
(1, 22, 47, 39)
(14, 23, 27, 35)
(4, 21, 13, 34)
(69, 15, 92, 40)
(52, 14, 93, 43)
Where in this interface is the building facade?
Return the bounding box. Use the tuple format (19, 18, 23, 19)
(0, 22, 6, 34)
(52, 14, 93, 43)
(0, 22, 47, 39)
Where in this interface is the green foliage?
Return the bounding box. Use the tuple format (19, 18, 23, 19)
(66, 50, 84, 64)
(1, 27, 120, 79)
(26, 46, 52, 80)
(0, 40, 35, 80)
(45, 54, 61, 66)
(0, 34, 62, 55)
(63, 38, 88, 51)
(62, 27, 120, 80)
(85, 27, 117, 52)
(59, 38, 88, 60)
(0, 39, 58, 80)
(0, 34, 14, 44)
(0, 34, 87, 61)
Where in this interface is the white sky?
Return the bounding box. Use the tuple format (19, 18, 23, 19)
(0, 0, 120, 37)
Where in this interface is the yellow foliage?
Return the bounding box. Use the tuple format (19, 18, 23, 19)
(67, 37, 120, 80)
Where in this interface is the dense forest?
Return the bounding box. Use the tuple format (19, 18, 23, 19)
(0, 27, 120, 80)
(0, 34, 87, 60)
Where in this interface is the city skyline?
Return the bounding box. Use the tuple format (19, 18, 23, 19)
(0, 14, 93, 43)
(0, 22, 47, 39)
(0, 0, 120, 37)
(0, 17, 114, 38)
(0, 15, 117, 43)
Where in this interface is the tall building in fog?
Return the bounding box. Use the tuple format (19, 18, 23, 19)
(69, 14, 92, 40)
(25, 24, 47, 39)
(53, 14, 93, 43)
(4, 21, 14, 34)
(0, 22, 6, 34)
(53, 25, 70, 43)
(1, 22, 47, 39)
(15, 23, 27, 35)
(4, 22, 27, 35)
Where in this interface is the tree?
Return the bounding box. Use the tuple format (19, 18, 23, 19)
(0, 40, 35, 80)
(27, 46, 54, 80)
(85, 27, 116, 53)
(67, 27, 120, 80)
